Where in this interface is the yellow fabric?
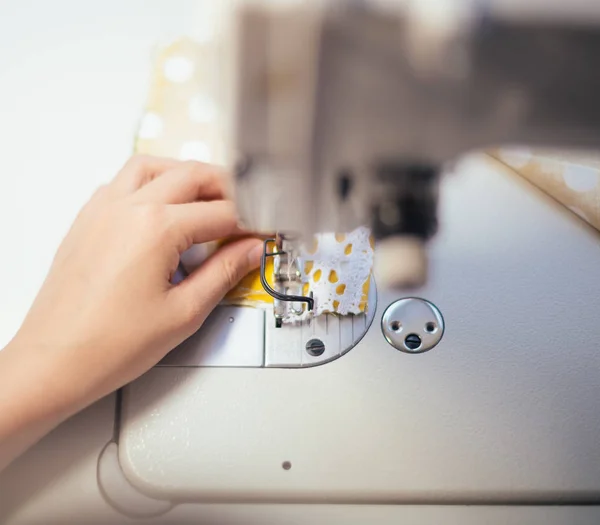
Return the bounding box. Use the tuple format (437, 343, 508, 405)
(135, 38, 371, 312)
(492, 149, 600, 232)
(224, 251, 275, 307)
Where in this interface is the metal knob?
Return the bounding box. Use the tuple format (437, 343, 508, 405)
(381, 297, 444, 354)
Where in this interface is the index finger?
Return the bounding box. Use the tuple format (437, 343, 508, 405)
(135, 161, 231, 204)
(111, 155, 181, 194)
(168, 200, 240, 248)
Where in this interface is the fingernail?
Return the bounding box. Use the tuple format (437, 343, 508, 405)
(247, 242, 263, 268)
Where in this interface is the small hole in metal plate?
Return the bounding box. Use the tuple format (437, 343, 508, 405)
(282, 461, 292, 470)
(390, 320, 402, 332)
(425, 321, 436, 333)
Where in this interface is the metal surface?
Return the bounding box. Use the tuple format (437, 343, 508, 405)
(159, 306, 265, 368)
(265, 275, 377, 368)
(97, 443, 173, 518)
(159, 284, 376, 369)
(381, 297, 444, 354)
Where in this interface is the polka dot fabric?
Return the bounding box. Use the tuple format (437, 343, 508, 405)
(134, 38, 374, 320)
(134, 38, 224, 165)
(299, 227, 373, 319)
(494, 148, 600, 230)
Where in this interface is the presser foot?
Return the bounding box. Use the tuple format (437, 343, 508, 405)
(260, 235, 314, 327)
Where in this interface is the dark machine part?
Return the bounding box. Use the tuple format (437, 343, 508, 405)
(371, 164, 440, 241)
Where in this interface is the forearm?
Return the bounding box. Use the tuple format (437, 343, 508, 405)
(0, 337, 80, 471)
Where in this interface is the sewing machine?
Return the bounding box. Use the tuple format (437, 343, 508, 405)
(5, 1, 600, 523)
(230, 0, 600, 285)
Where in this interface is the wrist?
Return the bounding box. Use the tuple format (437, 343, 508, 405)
(0, 335, 86, 470)
(0, 335, 81, 432)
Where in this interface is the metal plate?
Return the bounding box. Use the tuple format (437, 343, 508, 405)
(161, 278, 377, 368)
(159, 306, 265, 367)
(381, 297, 444, 353)
(265, 276, 377, 367)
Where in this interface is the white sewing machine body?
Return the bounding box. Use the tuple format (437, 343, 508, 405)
(4, 1, 600, 524)
(6, 156, 600, 524)
(115, 162, 600, 506)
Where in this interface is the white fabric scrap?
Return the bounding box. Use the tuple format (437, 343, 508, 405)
(283, 226, 374, 323)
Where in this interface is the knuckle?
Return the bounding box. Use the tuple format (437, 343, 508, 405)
(125, 154, 153, 171)
(219, 256, 241, 290)
(82, 184, 112, 214)
(124, 155, 154, 186)
(93, 184, 111, 200)
(182, 294, 206, 324)
(181, 159, 203, 172)
(219, 203, 238, 229)
(136, 202, 166, 231)
(180, 161, 210, 189)
(181, 159, 208, 173)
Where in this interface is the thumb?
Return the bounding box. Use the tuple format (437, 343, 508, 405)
(173, 237, 263, 322)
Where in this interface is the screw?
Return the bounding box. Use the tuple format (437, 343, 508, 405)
(306, 338, 325, 357)
(404, 334, 422, 351)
